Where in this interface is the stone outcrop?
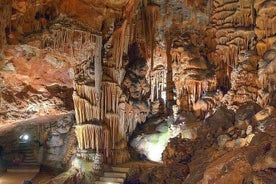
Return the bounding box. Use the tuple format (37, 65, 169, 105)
(222, 51, 259, 110)
(258, 43, 276, 108)
(171, 27, 217, 113)
(0, 44, 74, 123)
(162, 137, 193, 165)
(207, 0, 256, 89)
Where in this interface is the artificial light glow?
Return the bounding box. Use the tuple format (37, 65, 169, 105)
(131, 129, 170, 163)
(161, 91, 166, 102)
(23, 134, 29, 141)
(72, 157, 81, 169)
(19, 134, 30, 141)
(147, 142, 166, 162)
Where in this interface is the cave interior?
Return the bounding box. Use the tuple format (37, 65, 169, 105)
(0, 0, 275, 184)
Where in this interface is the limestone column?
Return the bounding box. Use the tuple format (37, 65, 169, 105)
(165, 32, 174, 113)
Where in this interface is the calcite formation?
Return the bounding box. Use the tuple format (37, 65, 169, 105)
(0, 0, 275, 183)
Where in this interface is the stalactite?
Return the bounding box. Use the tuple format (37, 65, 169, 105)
(75, 85, 98, 106)
(43, 27, 100, 63)
(75, 124, 110, 156)
(101, 82, 121, 115)
(105, 113, 119, 149)
(142, 5, 159, 69)
(95, 35, 102, 96)
(240, 0, 244, 10)
(118, 101, 126, 140)
(113, 20, 127, 70)
(73, 93, 100, 124)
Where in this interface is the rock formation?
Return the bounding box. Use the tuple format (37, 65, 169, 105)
(0, 0, 275, 183)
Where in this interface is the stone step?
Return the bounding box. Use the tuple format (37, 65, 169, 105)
(23, 159, 36, 162)
(21, 163, 40, 166)
(100, 177, 124, 183)
(23, 160, 37, 163)
(19, 144, 32, 148)
(7, 166, 40, 173)
(95, 181, 121, 184)
(111, 167, 129, 173)
(18, 147, 32, 151)
(24, 152, 34, 156)
(24, 157, 36, 160)
(104, 172, 127, 178)
(24, 155, 34, 158)
(24, 159, 35, 162)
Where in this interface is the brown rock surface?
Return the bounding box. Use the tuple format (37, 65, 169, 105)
(0, 45, 73, 123)
(0, 0, 275, 183)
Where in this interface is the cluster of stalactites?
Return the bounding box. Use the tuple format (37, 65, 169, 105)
(75, 124, 110, 157)
(102, 82, 121, 116)
(73, 93, 100, 124)
(102, 82, 131, 148)
(175, 79, 217, 111)
(113, 20, 127, 70)
(42, 26, 101, 62)
(73, 85, 100, 124)
(150, 69, 167, 102)
(141, 4, 159, 64)
(74, 81, 131, 146)
(255, 2, 276, 57)
(75, 85, 99, 106)
(207, 0, 257, 89)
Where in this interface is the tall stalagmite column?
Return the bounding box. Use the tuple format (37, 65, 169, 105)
(71, 33, 111, 163)
(165, 32, 174, 112)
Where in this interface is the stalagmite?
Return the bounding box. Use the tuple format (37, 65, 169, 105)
(95, 35, 103, 96)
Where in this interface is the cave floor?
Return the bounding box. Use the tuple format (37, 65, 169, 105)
(31, 167, 57, 184)
(0, 172, 37, 184)
(0, 166, 57, 184)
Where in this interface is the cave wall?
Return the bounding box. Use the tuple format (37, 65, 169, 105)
(0, 113, 75, 171)
(0, 44, 74, 123)
(206, 0, 276, 110)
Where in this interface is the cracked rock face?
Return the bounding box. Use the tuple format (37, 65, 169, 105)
(123, 43, 150, 101)
(0, 44, 74, 123)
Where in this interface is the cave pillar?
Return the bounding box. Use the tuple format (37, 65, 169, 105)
(165, 33, 174, 113)
(71, 33, 112, 166)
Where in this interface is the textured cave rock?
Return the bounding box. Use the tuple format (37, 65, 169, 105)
(123, 43, 150, 101)
(0, 113, 76, 171)
(0, 44, 74, 123)
(162, 136, 193, 165)
(0, 0, 275, 183)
